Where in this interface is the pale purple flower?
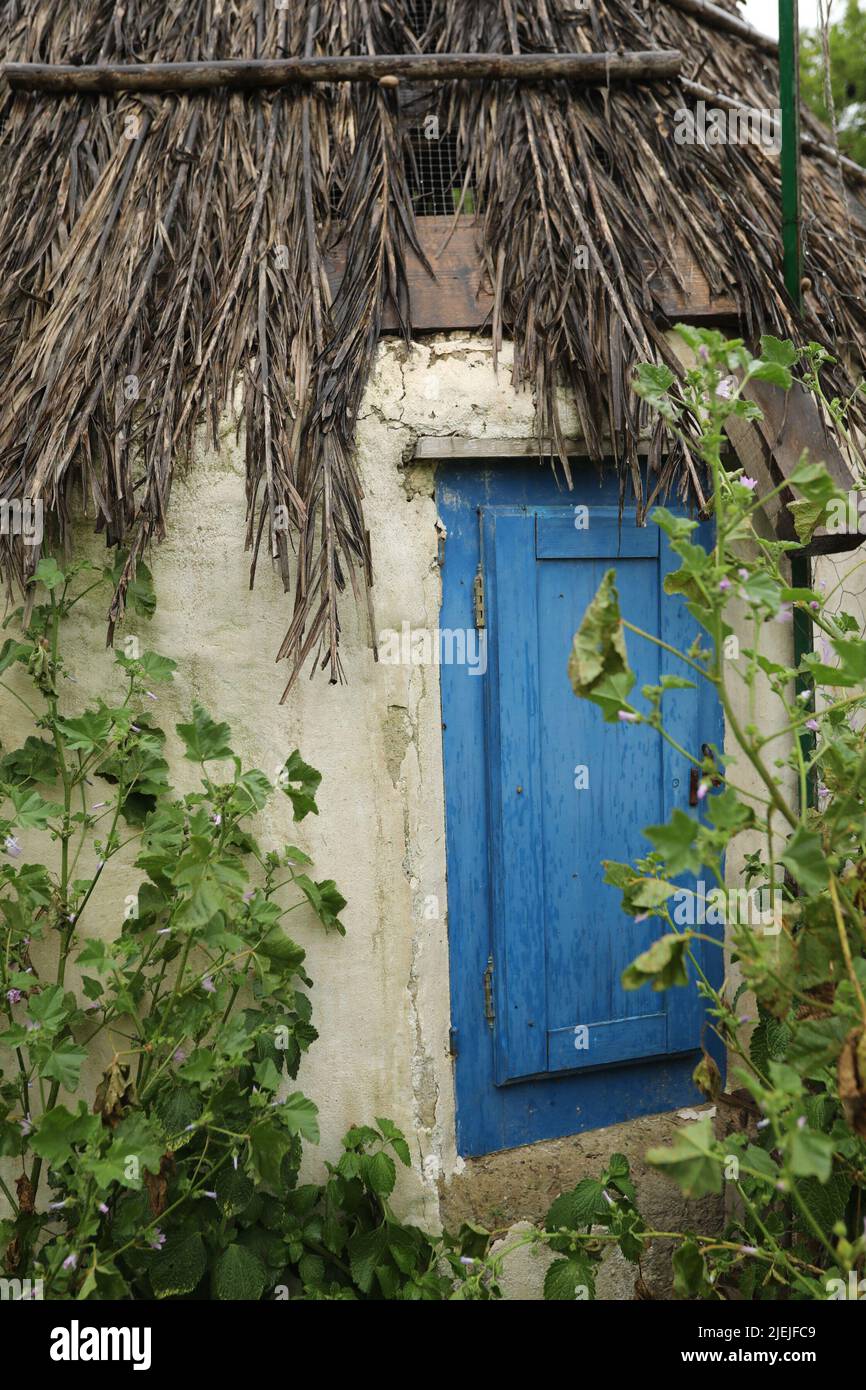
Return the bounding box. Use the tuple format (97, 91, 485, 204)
(634, 912, 650, 924)
(757, 1118, 770, 1130)
(145, 691, 157, 702)
(739, 1245, 759, 1256)
(98, 1203, 109, 1215)
(697, 781, 709, 801)
(3, 836, 21, 858)
(618, 710, 639, 723)
(203, 1191, 217, 1200)
(698, 345, 710, 363)
(91, 802, 107, 811)
(776, 605, 794, 624)
(716, 377, 735, 400)
(20, 1115, 32, 1136)
(738, 476, 758, 492)
(48, 1200, 66, 1210)
(738, 568, 749, 580)
(460, 1256, 475, 1266)
(130, 725, 141, 733)
(810, 601, 819, 611)
(148, 1229, 166, 1250)
(6, 988, 22, 1004)
(805, 719, 819, 733)
(173, 1048, 187, 1064)
(62, 1253, 77, 1270)
(157, 927, 171, 935)
(243, 890, 255, 903)
(719, 578, 731, 592)
(797, 1115, 807, 1129)
(202, 977, 216, 994)
(739, 1014, 752, 1025)
(212, 813, 222, 827)
(602, 1190, 616, 1207)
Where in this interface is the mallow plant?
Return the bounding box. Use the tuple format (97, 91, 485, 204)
(0, 561, 495, 1300)
(562, 327, 866, 1299)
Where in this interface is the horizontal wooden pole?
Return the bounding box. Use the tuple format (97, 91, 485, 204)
(3, 50, 683, 94)
(660, 0, 778, 55)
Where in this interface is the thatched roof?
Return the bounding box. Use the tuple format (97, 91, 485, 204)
(1, 0, 865, 692)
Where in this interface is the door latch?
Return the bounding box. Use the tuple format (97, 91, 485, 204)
(483, 955, 495, 1028)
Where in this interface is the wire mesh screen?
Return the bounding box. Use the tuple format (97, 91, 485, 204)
(405, 124, 477, 215)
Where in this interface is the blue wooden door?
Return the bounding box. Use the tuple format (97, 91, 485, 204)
(439, 466, 723, 1156)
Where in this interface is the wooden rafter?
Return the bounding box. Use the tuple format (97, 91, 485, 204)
(2, 50, 683, 94)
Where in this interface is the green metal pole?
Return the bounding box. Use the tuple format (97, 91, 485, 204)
(779, 0, 803, 311)
(778, 0, 814, 801)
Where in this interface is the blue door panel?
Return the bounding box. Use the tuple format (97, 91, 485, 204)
(438, 465, 724, 1156)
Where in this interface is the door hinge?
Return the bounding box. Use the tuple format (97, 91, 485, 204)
(448, 1026, 459, 1059)
(473, 566, 486, 629)
(483, 955, 495, 1028)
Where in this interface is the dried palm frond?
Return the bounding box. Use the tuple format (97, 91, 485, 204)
(0, 0, 864, 691)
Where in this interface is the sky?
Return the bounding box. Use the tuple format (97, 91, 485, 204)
(740, 0, 825, 38)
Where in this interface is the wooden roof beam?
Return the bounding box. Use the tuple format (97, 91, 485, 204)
(660, 0, 778, 56)
(2, 50, 683, 95)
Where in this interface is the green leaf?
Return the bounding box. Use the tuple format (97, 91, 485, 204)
(31, 557, 65, 591)
(41, 1039, 88, 1091)
(672, 1240, 712, 1298)
(787, 1126, 834, 1182)
(567, 569, 636, 721)
(54, 706, 118, 754)
(781, 825, 830, 894)
(0, 639, 31, 676)
(154, 1084, 203, 1148)
(31, 1103, 101, 1166)
(750, 360, 793, 389)
(363, 1150, 396, 1197)
(294, 875, 347, 935)
(115, 650, 177, 684)
(150, 1233, 207, 1298)
(646, 1115, 722, 1198)
(546, 1179, 607, 1230)
(249, 1119, 292, 1189)
(543, 1254, 595, 1300)
(0, 737, 59, 785)
(622, 933, 691, 992)
(759, 334, 798, 369)
(175, 704, 234, 762)
(212, 1244, 266, 1301)
(27, 984, 70, 1034)
(278, 1091, 319, 1143)
(644, 808, 702, 875)
(279, 751, 322, 821)
(215, 1165, 255, 1218)
(5, 787, 63, 829)
(633, 363, 679, 422)
(347, 1226, 389, 1293)
(106, 554, 156, 619)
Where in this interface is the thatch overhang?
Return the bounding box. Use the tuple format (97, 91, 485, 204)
(1, 0, 865, 692)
